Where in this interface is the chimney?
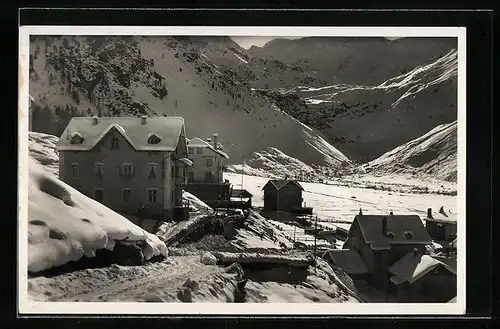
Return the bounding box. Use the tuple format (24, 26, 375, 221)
(389, 211, 394, 215)
(140, 115, 147, 125)
(213, 133, 218, 149)
(382, 216, 388, 236)
(427, 208, 433, 219)
(207, 137, 212, 144)
(359, 208, 363, 215)
(92, 115, 99, 125)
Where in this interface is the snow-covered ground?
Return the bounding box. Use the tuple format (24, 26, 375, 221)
(28, 255, 238, 302)
(224, 172, 457, 229)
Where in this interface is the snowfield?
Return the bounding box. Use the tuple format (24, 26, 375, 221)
(224, 172, 457, 226)
(27, 133, 168, 273)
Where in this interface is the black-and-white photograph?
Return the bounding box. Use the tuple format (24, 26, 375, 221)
(18, 26, 465, 315)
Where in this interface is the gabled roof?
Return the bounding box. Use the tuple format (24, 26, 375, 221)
(389, 252, 456, 285)
(187, 137, 229, 159)
(262, 180, 304, 191)
(56, 116, 186, 152)
(353, 215, 432, 246)
(231, 189, 253, 198)
(323, 249, 368, 275)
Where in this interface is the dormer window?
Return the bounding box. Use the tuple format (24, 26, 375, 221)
(404, 231, 414, 239)
(386, 231, 395, 239)
(70, 132, 84, 144)
(148, 133, 161, 145)
(111, 138, 119, 149)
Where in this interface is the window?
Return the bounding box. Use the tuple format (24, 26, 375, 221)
(188, 171, 194, 182)
(148, 134, 161, 144)
(196, 147, 203, 154)
(188, 147, 194, 154)
(120, 163, 135, 178)
(171, 166, 175, 179)
(205, 171, 213, 183)
(206, 158, 213, 168)
(122, 188, 132, 202)
(147, 188, 158, 203)
(94, 163, 104, 178)
(71, 163, 79, 177)
(93, 188, 104, 202)
(111, 138, 119, 149)
(148, 163, 158, 179)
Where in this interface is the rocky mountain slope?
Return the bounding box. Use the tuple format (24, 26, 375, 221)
(29, 35, 458, 176)
(29, 35, 350, 168)
(255, 48, 457, 162)
(359, 121, 457, 182)
(248, 37, 457, 87)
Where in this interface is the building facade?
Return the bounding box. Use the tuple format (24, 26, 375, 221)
(262, 180, 304, 212)
(187, 134, 229, 184)
(424, 208, 457, 242)
(343, 214, 432, 291)
(56, 115, 191, 222)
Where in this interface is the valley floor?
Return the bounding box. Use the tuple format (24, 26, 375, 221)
(27, 170, 457, 304)
(224, 172, 457, 226)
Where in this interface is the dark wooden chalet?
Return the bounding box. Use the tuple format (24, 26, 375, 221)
(262, 180, 304, 212)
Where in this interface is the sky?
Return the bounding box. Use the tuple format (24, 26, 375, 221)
(230, 36, 302, 49)
(230, 36, 401, 49)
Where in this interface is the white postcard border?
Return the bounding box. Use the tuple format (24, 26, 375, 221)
(18, 25, 467, 315)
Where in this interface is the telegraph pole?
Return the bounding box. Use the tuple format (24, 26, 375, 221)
(314, 215, 318, 265)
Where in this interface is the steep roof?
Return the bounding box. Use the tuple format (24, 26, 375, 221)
(187, 137, 229, 159)
(56, 116, 186, 152)
(323, 249, 368, 275)
(262, 180, 304, 191)
(353, 215, 432, 246)
(389, 252, 456, 285)
(231, 189, 253, 198)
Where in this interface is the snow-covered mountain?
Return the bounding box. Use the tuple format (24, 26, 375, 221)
(359, 121, 457, 182)
(29, 35, 350, 169)
(248, 36, 457, 87)
(256, 48, 457, 162)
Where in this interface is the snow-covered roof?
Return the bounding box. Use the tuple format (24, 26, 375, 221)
(389, 252, 456, 285)
(177, 157, 193, 167)
(262, 180, 304, 191)
(56, 117, 186, 152)
(353, 215, 432, 246)
(187, 137, 229, 159)
(323, 249, 368, 275)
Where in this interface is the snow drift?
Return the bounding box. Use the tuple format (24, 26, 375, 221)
(27, 132, 168, 273)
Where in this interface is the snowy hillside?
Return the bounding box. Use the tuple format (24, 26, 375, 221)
(297, 48, 457, 107)
(27, 132, 168, 273)
(29, 35, 351, 169)
(360, 121, 457, 182)
(258, 48, 457, 162)
(248, 36, 457, 87)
